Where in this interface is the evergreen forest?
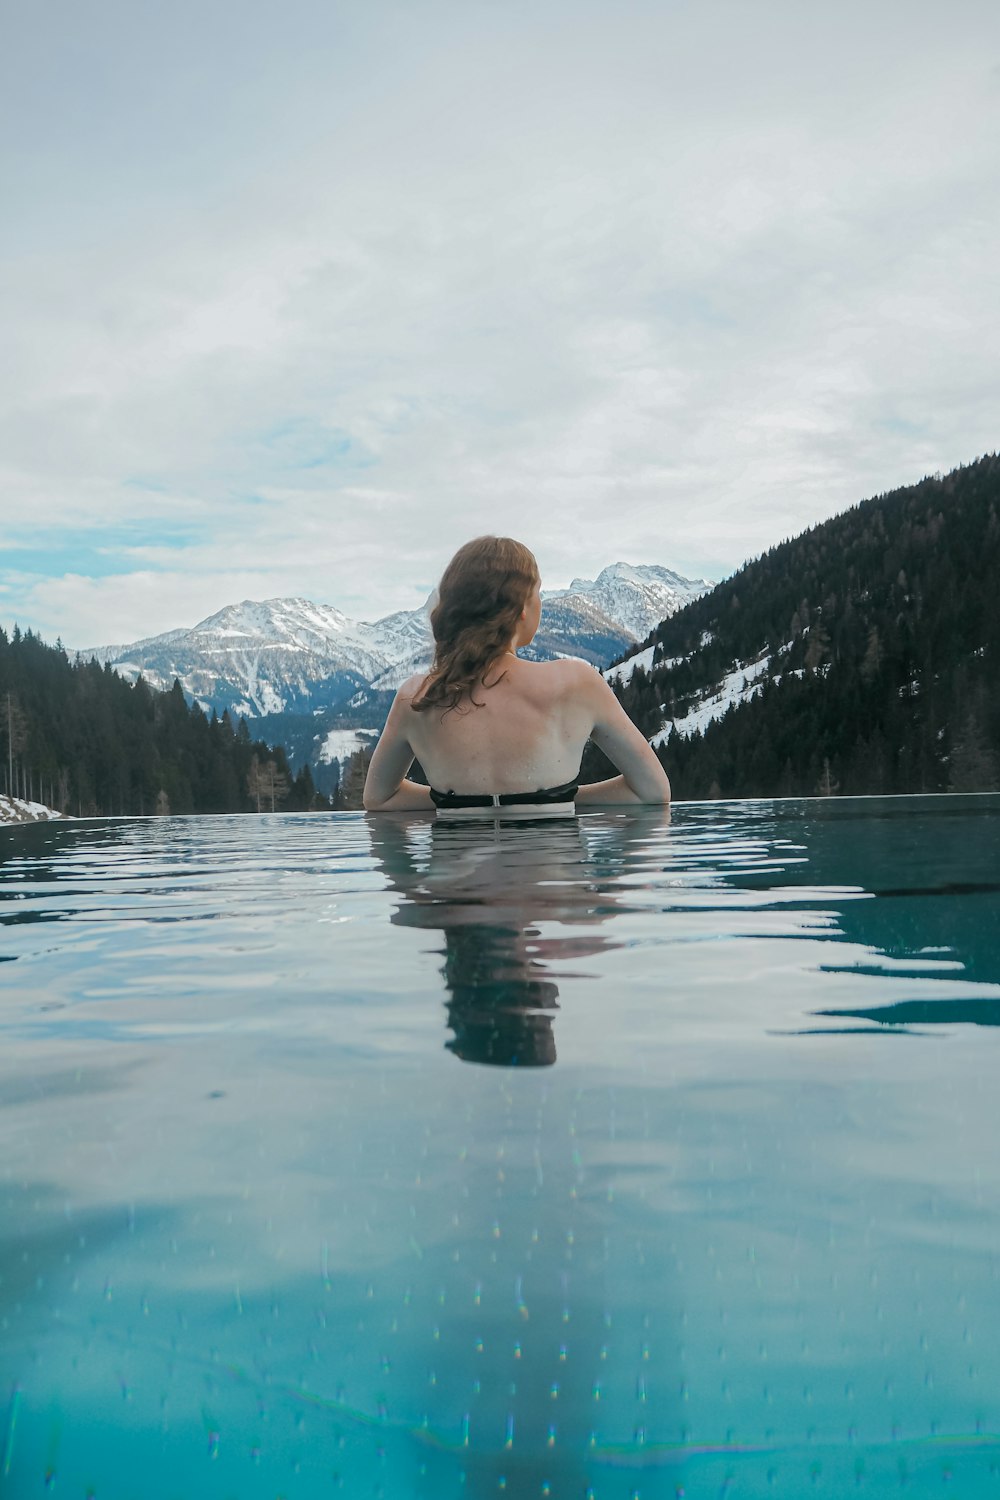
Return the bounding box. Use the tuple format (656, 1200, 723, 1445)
(586, 453, 1000, 799)
(0, 629, 329, 816)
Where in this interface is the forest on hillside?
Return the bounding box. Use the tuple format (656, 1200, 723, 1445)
(588, 454, 1000, 798)
(0, 628, 329, 817)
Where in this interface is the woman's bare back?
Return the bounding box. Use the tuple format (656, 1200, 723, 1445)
(399, 657, 589, 794)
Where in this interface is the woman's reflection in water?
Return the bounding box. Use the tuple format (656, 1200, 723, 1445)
(367, 809, 669, 1067)
(441, 921, 560, 1066)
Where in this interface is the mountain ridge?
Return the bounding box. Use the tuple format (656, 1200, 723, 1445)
(80, 562, 713, 722)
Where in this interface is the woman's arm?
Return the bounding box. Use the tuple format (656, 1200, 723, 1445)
(362, 687, 434, 812)
(573, 668, 671, 806)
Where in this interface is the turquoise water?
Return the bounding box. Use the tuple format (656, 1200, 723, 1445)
(1, 796, 999, 1498)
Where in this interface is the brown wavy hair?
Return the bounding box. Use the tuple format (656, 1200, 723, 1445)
(411, 536, 540, 714)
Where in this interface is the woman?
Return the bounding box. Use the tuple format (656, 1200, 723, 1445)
(362, 536, 671, 813)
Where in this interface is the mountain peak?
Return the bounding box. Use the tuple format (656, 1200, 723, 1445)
(193, 597, 353, 638)
(549, 563, 714, 641)
(594, 561, 713, 589)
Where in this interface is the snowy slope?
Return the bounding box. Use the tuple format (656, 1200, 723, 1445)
(629, 642, 815, 746)
(315, 728, 381, 767)
(0, 795, 66, 824)
(604, 645, 685, 687)
(651, 654, 774, 743)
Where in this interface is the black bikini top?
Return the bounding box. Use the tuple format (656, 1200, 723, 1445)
(429, 779, 579, 810)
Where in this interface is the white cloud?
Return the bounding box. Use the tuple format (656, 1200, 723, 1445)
(2, 0, 999, 643)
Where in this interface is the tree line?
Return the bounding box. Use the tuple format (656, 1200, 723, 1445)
(0, 626, 330, 816)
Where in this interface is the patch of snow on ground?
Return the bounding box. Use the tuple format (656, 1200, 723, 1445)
(605, 646, 686, 686)
(0, 795, 66, 824)
(317, 729, 379, 766)
(254, 680, 286, 716)
(604, 644, 657, 685)
(652, 654, 772, 745)
(110, 660, 143, 678)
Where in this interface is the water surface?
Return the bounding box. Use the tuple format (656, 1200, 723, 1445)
(2, 796, 999, 1496)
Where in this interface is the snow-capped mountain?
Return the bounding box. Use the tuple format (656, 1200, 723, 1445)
(85, 598, 385, 718)
(547, 564, 713, 642)
(82, 562, 712, 727)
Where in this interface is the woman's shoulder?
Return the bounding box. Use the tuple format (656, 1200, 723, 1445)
(535, 656, 602, 687)
(519, 655, 604, 701)
(394, 671, 431, 706)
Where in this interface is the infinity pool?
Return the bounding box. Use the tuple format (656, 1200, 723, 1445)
(2, 797, 999, 1497)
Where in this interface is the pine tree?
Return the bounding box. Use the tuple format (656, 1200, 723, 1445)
(4, 692, 28, 798)
(948, 703, 999, 792)
(815, 757, 839, 797)
(246, 754, 264, 812)
(339, 748, 372, 809)
(262, 760, 290, 812)
(860, 626, 882, 682)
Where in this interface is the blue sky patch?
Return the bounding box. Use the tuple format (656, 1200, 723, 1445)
(3, 526, 201, 580)
(256, 420, 368, 472)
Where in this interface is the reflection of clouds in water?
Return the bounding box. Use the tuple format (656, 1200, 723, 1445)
(367, 811, 670, 1067)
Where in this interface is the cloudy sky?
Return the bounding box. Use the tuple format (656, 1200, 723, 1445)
(2, 0, 998, 647)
